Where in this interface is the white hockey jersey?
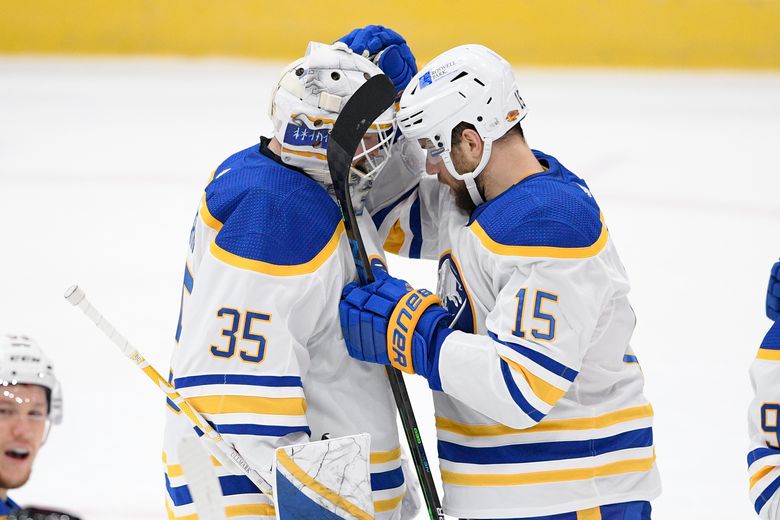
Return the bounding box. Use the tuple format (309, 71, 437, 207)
(372, 149, 661, 518)
(163, 141, 408, 519)
(748, 321, 780, 519)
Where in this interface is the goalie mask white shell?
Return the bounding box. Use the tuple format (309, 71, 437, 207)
(0, 333, 62, 424)
(397, 44, 527, 205)
(269, 42, 396, 204)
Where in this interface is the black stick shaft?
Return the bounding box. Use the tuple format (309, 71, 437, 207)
(326, 75, 445, 520)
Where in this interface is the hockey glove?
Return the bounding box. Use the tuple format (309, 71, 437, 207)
(339, 273, 453, 390)
(768, 260, 780, 321)
(338, 25, 418, 92)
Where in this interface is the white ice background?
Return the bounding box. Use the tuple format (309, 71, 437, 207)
(1, 56, 779, 519)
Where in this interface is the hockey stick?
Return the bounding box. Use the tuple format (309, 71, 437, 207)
(63, 285, 274, 499)
(327, 74, 445, 520)
(179, 436, 228, 520)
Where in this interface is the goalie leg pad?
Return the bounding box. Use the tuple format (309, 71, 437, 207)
(273, 434, 375, 520)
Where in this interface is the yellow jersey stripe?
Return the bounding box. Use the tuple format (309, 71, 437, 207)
(374, 494, 404, 513)
(383, 219, 405, 254)
(209, 222, 344, 276)
(277, 450, 373, 520)
(167, 495, 275, 518)
(226, 504, 276, 517)
(187, 395, 306, 416)
(757, 348, 780, 361)
(470, 213, 608, 259)
(163, 451, 222, 478)
(577, 507, 602, 520)
(200, 193, 223, 232)
(500, 355, 567, 407)
(436, 404, 654, 436)
(165, 498, 198, 520)
(441, 454, 655, 486)
(750, 465, 777, 489)
(370, 448, 402, 464)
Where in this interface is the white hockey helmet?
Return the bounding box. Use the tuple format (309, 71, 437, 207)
(269, 42, 396, 198)
(0, 333, 62, 425)
(397, 44, 527, 205)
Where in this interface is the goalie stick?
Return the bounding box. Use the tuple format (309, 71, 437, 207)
(327, 74, 445, 520)
(63, 285, 274, 499)
(178, 436, 228, 520)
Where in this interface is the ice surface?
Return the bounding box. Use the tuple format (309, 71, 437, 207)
(1, 56, 779, 518)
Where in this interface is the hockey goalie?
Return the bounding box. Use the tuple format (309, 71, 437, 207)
(161, 41, 420, 519)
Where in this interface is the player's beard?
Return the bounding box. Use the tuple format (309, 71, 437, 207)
(442, 175, 476, 214)
(438, 148, 481, 214)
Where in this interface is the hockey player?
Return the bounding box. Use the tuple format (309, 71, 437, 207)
(163, 42, 418, 519)
(748, 261, 780, 519)
(0, 334, 63, 515)
(339, 39, 661, 518)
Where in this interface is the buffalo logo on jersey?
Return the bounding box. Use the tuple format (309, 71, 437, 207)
(438, 253, 475, 334)
(387, 288, 441, 374)
(283, 116, 330, 150)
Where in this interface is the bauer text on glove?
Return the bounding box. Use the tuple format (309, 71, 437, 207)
(339, 275, 453, 390)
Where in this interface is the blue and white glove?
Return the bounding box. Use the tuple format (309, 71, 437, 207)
(339, 272, 453, 390)
(768, 260, 780, 321)
(338, 25, 418, 93)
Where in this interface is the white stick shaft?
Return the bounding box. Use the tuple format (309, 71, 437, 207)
(64, 285, 274, 497)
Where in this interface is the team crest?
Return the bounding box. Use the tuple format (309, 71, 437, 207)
(438, 252, 475, 333)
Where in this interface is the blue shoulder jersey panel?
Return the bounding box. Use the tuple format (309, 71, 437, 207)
(761, 321, 780, 351)
(469, 150, 604, 253)
(203, 144, 343, 267)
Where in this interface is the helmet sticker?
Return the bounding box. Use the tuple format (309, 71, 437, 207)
(419, 71, 433, 89)
(283, 117, 330, 150)
(419, 60, 459, 89)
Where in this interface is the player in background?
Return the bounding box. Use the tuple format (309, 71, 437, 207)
(339, 33, 661, 519)
(0, 334, 63, 516)
(748, 261, 780, 519)
(163, 41, 421, 519)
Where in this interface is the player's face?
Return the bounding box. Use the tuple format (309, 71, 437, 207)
(352, 132, 381, 172)
(0, 385, 48, 492)
(420, 139, 477, 213)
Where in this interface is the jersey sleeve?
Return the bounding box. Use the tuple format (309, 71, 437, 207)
(434, 252, 611, 429)
(370, 174, 443, 260)
(366, 138, 444, 260)
(748, 321, 780, 519)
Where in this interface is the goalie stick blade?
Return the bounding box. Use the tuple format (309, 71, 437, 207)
(327, 73, 395, 200)
(178, 437, 227, 520)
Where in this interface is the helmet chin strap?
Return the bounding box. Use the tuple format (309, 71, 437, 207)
(447, 138, 493, 207)
(464, 176, 483, 206)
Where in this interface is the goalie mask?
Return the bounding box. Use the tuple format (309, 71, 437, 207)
(269, 42, 396, 209)
(397, 44, 528, 206)
(0, 334, 62, 426)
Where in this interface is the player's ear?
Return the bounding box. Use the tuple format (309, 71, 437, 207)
(461, 128, 484, 159)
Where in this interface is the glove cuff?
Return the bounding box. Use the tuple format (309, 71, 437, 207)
(423, 318, 453, 392)
(386, 289, 441, 373)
